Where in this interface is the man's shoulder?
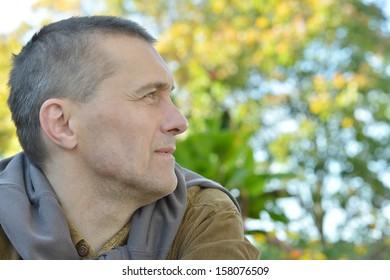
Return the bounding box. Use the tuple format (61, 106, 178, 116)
(169, 185, 260, 260)
(0, 226, 20, 260)
(186, 185, 239, 213)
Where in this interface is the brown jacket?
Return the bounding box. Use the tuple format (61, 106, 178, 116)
(0, 186, 259, 260)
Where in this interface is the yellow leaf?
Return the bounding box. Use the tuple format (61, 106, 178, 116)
(355, 245, 367, 255)
(341, 117, 354, 128)
(308, 92, 330, 115)
(255, 17, 269, 29)
(211, 0, 224, 14)
(253, 232, 267, 244)
(333, 73, 346, 89)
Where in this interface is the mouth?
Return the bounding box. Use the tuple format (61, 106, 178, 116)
(155, 146, 176, 156)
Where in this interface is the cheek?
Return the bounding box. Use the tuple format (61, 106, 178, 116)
(76, 112, 121, 160)
(78, 105, 160, 159)
(120, 114, 161, 146)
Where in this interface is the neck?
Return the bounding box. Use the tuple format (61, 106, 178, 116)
(43, 159, 141, 253)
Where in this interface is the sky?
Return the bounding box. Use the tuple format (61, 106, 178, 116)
(0, 0, 38, 34)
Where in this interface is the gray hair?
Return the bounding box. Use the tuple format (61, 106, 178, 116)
(7, 16, 156, 169)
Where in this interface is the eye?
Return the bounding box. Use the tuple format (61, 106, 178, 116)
(144, 92, 156, 99)
(142, 91, 159, 105)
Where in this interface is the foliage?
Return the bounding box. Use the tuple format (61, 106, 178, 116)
(255, 230, 390, 260)
(0, 0, 390, 259)
(0, 34, 22, 158)
(174, 111, 291, 221)
(130, 0, 390, 257)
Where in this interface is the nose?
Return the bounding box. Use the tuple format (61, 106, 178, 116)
(161, 101, 188, 136)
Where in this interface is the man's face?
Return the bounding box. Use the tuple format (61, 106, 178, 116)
(72, 35, 188, 204)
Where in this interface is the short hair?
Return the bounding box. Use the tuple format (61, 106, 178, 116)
(7, 16, 156, 169)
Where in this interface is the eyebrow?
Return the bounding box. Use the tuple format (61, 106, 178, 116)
(135, 81, 175, 94)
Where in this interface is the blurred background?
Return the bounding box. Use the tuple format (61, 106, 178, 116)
(1, 0, 390, 259)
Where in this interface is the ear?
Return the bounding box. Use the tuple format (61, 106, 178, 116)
(39, 98, 78, 150)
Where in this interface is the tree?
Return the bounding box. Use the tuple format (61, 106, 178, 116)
(0, 33, 21, 158)
(129, 0, 390, 256)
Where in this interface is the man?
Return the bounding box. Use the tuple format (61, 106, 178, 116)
(0, 16, 260, 260)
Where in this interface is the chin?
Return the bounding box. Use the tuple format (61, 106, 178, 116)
(155, 174, 177, 198)
(163, 175, 178, 193)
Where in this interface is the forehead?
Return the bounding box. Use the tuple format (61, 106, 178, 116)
(96, 35, 173, 87)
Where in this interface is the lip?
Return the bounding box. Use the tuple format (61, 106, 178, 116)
(155, 146, 176, 155)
